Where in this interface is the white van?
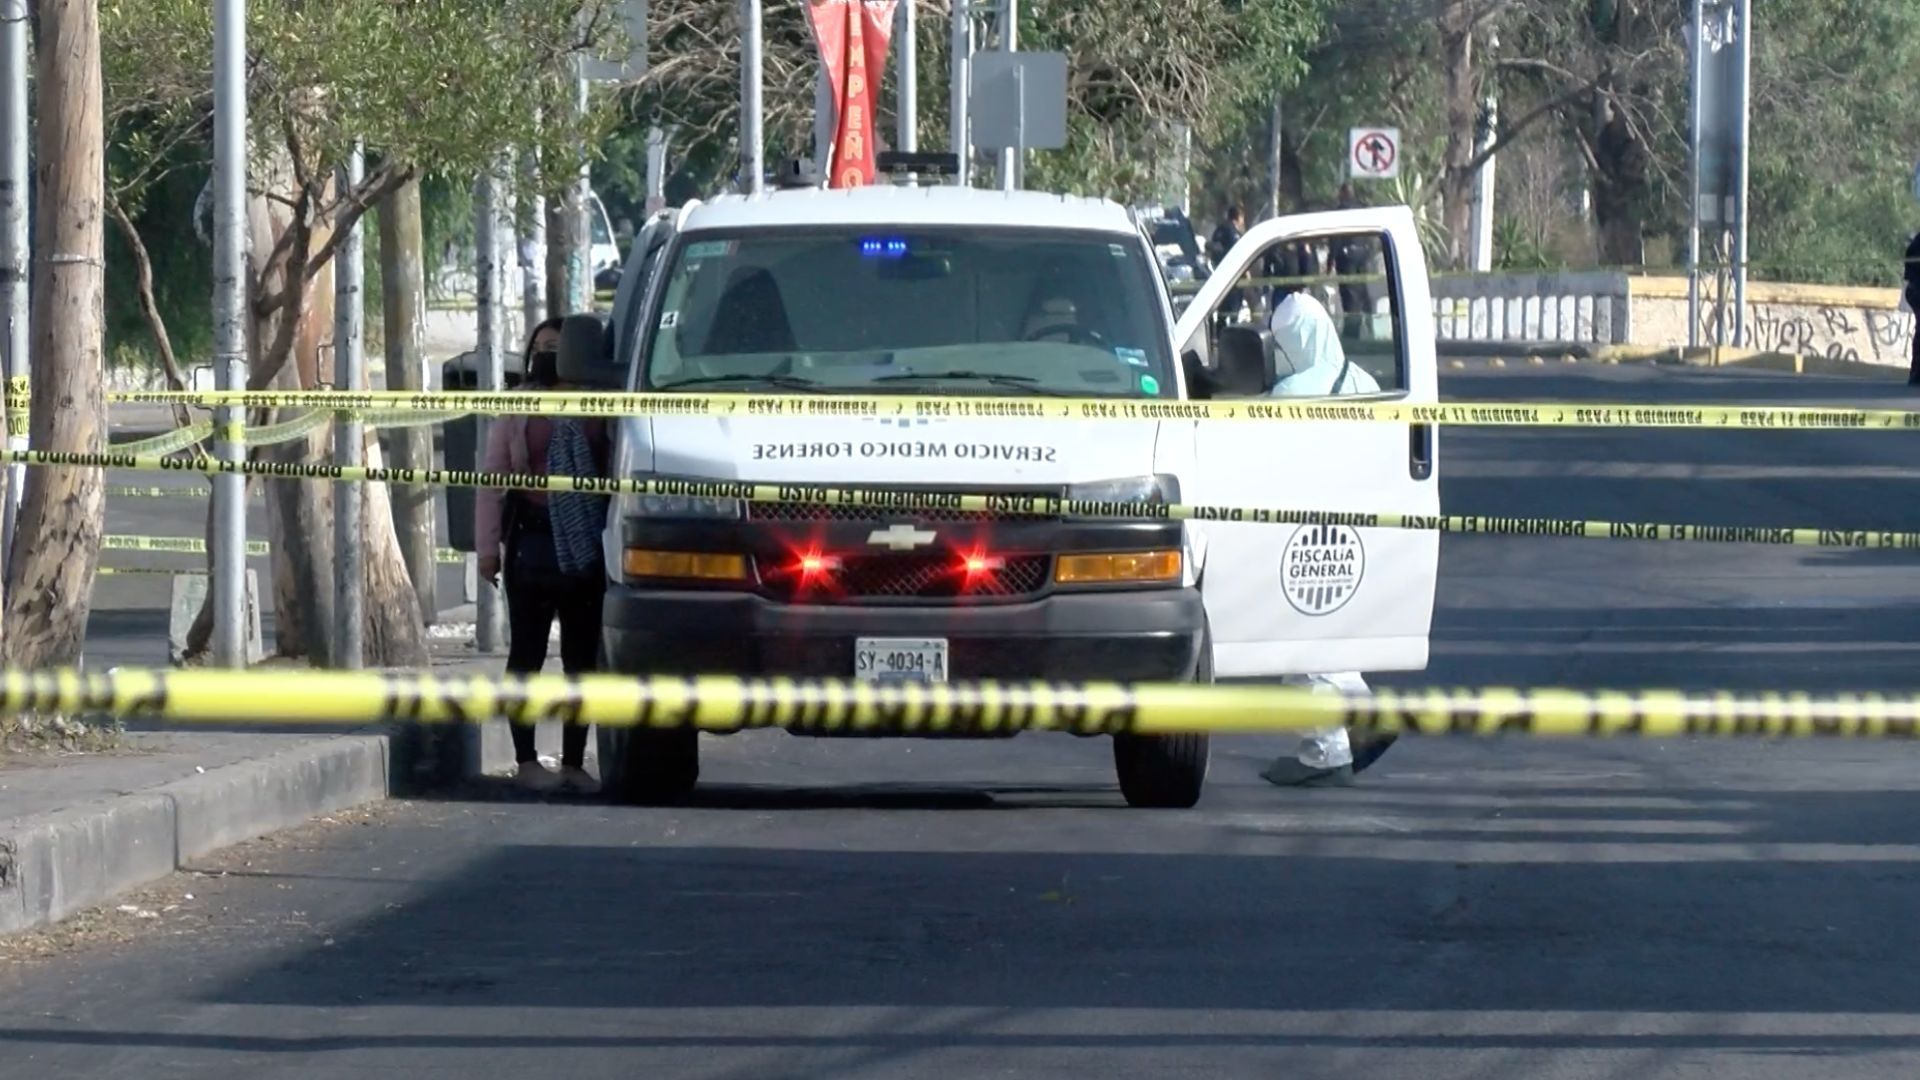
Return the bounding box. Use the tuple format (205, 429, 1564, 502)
(578, 169, 1440, 808)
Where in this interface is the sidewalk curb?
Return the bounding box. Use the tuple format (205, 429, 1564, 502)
(0, 733, 390, 936)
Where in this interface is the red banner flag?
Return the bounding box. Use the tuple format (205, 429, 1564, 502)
(805, 0, 899, 189)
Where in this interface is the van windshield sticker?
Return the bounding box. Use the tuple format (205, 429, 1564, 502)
(1109, 244, 1128, 258)
(660, 310, 680, 328)
(1115, 347, 1149, 368)
(1139, 374, 1160, 395)
(684, 240, 733, 262)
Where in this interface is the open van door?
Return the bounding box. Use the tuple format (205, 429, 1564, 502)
(1171, 208, 1440, 678)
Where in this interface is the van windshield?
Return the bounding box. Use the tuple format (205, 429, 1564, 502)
(641, 227, 1174, 398)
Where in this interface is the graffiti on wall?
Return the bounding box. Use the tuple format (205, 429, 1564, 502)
(1699, 302, 1916, 364)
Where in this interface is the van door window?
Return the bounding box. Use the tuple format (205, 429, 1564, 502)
(1213, 228, 1403, 398)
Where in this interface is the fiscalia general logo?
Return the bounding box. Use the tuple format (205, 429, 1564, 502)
(1281, 523, 1365, 616)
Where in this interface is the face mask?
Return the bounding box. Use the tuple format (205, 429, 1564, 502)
(529, 349, 559, 387)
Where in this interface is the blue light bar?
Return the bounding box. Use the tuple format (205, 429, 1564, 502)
(859, 237, 910, 259)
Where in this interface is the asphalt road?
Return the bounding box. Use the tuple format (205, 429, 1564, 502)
(9, 362, 1920, 1078)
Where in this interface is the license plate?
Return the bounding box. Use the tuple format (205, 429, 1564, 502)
(854, 638, 949, 684)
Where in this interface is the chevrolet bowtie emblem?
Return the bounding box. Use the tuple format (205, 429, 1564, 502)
(868, 523, 937, 551)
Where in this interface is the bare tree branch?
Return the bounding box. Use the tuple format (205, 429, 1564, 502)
(105, 196, 194, 431)
(1465, 76, 1603, 175)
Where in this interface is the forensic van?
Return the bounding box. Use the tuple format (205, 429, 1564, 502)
(570, 161, 1440, 809)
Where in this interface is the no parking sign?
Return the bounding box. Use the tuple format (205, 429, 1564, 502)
(1349, 127, 1400, 181)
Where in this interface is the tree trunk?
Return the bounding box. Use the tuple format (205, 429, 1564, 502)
(251, 157, 336, 665)
(1590, 90, 1648, 267)
(1278, 130, 1306, 213)
(1437, 2, 1478, 270)
(543, 197, 571, 318)
(5, 0, 105, 668)
(356, 432, 429, 667)
(379, 179, 437, 623)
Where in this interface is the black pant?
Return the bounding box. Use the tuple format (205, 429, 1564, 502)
(1338, 284, 1370, 337)
(1910, 319, 1920, 386)
(503, 524, 605, 767)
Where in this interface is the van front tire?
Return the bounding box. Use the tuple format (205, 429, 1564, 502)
(598, 725, 701, 805)
(1113, 623, 1212, 809)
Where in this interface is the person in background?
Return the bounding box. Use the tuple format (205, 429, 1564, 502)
(1267, 291, 1380, 398)
(477, 316, 614, 794)
(1261, 292, 1393, 786)
(1331, 183, 1377, 339)
(1209, 205, 1248, 332)
(1905, 229, 1920, 385)
(1262, 195, 1322, 315)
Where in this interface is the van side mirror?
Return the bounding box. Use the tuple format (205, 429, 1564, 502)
(1213, 325, 1275, 396)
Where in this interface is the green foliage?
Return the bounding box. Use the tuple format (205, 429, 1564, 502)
(1741, 0, 1920, 285)
(1493, 214, 1550, 271)
(97, 0, 625, 369)
(1020, 0, 1322, 203)
(625, 0, 1324, 208)
(101, 0, 625, 199)
(1381, 166, 1451, 269)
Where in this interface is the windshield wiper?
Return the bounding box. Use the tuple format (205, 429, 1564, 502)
(871, 370, 1069, 396)
(655, 373, 828, 393)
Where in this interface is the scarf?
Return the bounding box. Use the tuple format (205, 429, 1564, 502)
(545, 418, 609, 576)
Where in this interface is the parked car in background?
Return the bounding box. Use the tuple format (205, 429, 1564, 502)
(1134, 206, 1210, 315)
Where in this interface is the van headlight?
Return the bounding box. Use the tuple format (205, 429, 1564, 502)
(1066, 474, 1181, 506)
(618, 474, 745, 519)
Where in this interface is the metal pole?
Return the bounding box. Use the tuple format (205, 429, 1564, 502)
(1686, 0, 1703, 350)
(332, 145, 365, 669)
(573, 66, 592, 312)
(1267, 95, 1283, 220)
(1467, 30, 1498, 274)
(741, 0, 765, 194)
(212, 0, 249, 669)
(897, 0, 917, 153)
(473, 169, 506, 653)
(0, 0, 28, 576)
(814, 66, 834, 177)
(645, 126, 668, 212)
(997, 0, 1017, 190)
(950, 0, 971, 187)
(1730, 0, 1751, 348)
(1002, 63, 1023, 193)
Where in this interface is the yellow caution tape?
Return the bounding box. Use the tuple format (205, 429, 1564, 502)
(101, 535, 270, 556)
(105, 389, 1920, 431)
(6, 375, 27, 439)
(362, 408, 470, 429)
(111, 421, 214, 456)
(3, 667, 1918, 739)
(102, 483, 260, 500)
(100, 534, 468, 564)
(12, 453, 1920, 551)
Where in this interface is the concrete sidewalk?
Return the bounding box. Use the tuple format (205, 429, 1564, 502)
(0, 643, 587, 938)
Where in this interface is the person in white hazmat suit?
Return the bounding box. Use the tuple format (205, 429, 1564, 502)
(1258, 292, 1397, 787)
